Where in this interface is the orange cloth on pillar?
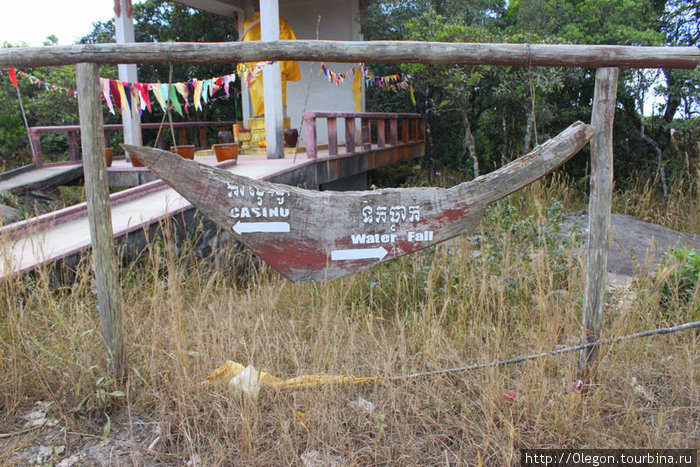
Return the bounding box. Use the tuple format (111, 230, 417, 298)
(237, 12, 301, 116)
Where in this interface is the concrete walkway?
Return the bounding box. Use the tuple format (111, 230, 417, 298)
(0, 154, 305, 278)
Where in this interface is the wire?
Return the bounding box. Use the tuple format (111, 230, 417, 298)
(390, 320, 699, 380)
(208, 320, 700, 389)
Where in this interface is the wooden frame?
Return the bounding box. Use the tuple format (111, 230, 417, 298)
(3, 42, 695, 382)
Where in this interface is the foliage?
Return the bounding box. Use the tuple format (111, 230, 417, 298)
(362, 0, 700, 191)
(662, 247, 700, 309)
(471, 195, 581, 288)
(0, 41, 79, 167)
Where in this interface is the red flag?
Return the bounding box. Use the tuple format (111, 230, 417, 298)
(109, 79, 122, 111)
(136, 83, 152, 113)
(8, 68, 18, 88)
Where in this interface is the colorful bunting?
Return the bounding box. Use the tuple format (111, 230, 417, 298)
(320, 63, 361, 86)
(4, 63, 411, 119)
(362, 65, 412, 91)
(318, 63, 413, 93)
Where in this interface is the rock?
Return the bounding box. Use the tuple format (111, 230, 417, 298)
(561, 212, 700, 287)
(0, 204, 21, 225)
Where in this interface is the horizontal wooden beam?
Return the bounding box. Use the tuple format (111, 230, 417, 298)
(0, 41, 697, 69)
(303, 111, 423, 119)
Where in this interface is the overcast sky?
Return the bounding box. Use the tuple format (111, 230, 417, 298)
(0, 1, 144, 47)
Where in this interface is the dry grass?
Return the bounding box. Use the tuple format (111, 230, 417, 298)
(0, 174, 698, 465)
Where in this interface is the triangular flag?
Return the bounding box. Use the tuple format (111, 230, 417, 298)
(115, 81, 129, 115)
(122, 82, 134, 116)
(169, 84, 183, 116)
(109, 79, 122, 111)
(175, 82, 188, 102)
(101, 78, 115, 114)
(193, 80, 203, 111)
(202, 80, 210, 103)
(8, 68, 18, 88)
(223, 76, 230, 96)
(151, 83, 167, 111)
(138, 83, 152, 113)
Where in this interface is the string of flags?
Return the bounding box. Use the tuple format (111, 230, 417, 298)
(319, 63, 413, 92)
(0, 68, 76, 96)
(362, 65, 412, 91)
(319, 63, 415, 105)
(320, 63, 361, 85)
(238, 61, 275, 88)
(99, 73, 238, 117)
(3, 63, 415, 117)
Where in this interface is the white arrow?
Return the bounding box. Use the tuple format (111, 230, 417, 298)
(331, 246, 388, 261)
(233, 221, 290, 234)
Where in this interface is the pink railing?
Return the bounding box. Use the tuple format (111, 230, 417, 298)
(302, 111, 425, 159)
(27, 121, 235, 166)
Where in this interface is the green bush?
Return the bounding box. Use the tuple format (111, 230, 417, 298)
(662, 247, 700, 311)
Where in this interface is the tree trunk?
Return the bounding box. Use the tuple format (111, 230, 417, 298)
(640, 110, 668, 199)
(501, 111, 508, 167)
(523, 106, 533, 153)
(462, 108, 478, 177)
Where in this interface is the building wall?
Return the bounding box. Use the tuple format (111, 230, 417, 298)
(241, 0, 364, 146)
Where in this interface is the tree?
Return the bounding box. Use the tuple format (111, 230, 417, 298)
(0, 42, 79, 167)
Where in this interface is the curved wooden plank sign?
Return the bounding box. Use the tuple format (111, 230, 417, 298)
(124, 121, 592, 282)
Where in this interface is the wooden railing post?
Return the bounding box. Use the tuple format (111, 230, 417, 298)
(578, 67, 618, 389)
(361, 118, 371, 150)
(68, 130, 80, 161)
(345, 117, 355, 154)
(377, 119, 386, 148)
(28, 129, 43, 166)
(178, 127, 187, 146)
(327, 117, 338, 156)
(389, 119, 398, 145)
(76, 62, 125, 382)
(198, 127, 207, 148)
(401, 119, 409, 144)
(303, 112, 317, 159)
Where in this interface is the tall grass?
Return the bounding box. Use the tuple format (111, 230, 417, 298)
(1, 176, 698, 465)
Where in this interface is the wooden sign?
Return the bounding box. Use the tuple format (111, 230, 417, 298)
(124, 121, 593, 282)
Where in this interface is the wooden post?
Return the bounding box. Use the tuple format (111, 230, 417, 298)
(76, 62, 125, 382)
(361, 118, 371, 150)
(303, 113, 317, 159)
(68, 130, 80, 161)
(327, 117, 338, 156)
(389, 119, 398, 145)
(114, 0, 142, 153)
(261, 0, 284, 159)
(401, 119, 409, 144)
(198, 127, 207, 148)
(578, 67, 618, 386)
(28, 130, 43, 165)
(377, 119, 386, 148)
(345, 118, 355, 154)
